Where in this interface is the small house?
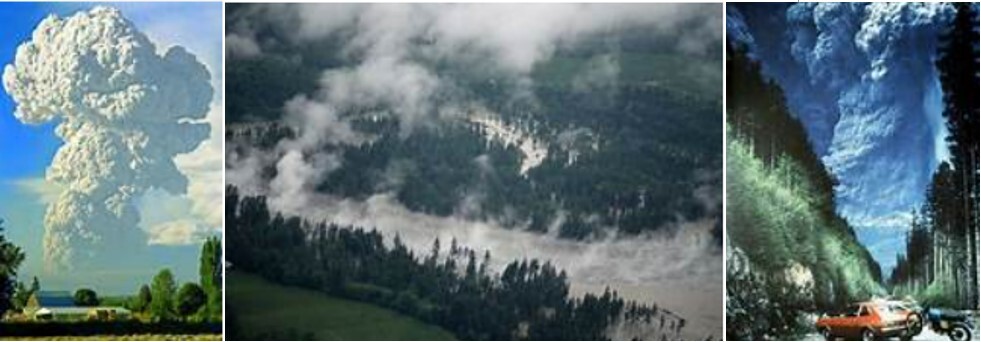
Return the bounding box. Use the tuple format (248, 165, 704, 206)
(33, 307, 132, 322)
(26, 291, 131, 322)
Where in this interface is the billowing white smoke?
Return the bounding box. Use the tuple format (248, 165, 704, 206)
(782, 3, 954, 268)
(3, 7, 212, 269)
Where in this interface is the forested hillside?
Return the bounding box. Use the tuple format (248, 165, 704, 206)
(725, 47, 883, 340)
(226, 186, 689, 340)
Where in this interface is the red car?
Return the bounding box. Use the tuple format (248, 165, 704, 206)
(816, 301, 916, 341)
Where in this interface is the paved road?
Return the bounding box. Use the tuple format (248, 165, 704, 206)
(804, 327, 978, 341)
(803, 311, 980, 341)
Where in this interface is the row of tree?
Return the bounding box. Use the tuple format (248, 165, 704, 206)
(133, 237, 222, 322)
(226, 186, 677, 340)
(888, 3, 979, 309)
(0, 224, 221, 323)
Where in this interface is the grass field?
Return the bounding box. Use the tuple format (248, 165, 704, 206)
(227, 271, 455, 340)
(5, 334, 222, 341)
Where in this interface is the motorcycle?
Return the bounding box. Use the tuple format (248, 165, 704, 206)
(923, 307, 974, 341)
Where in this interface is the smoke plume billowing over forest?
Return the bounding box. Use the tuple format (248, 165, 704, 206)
(226, 4, 723, 338)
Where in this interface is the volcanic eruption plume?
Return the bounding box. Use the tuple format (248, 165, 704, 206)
(2, 7, 212, 270)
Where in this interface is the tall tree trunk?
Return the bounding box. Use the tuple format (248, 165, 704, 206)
(960, 150, 977, 308)
(969, 150, 978, 308)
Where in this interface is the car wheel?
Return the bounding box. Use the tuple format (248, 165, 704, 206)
(907, 313, 924, 336)
(861, 328, 877, 341)
(820, 327, 835, 341)
(948, 324, 971, 341)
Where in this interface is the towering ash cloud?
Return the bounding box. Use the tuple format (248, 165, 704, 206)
(3, 7, 212, 269)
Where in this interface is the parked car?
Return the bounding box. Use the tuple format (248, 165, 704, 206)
(816, 301, 916, 341)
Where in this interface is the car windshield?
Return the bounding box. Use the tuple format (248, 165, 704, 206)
(879, 304, 900, 312)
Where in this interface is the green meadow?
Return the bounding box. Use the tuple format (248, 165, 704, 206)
(227, 271, 455, 341)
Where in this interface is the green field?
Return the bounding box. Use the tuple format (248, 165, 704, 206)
(227, 271, 455, 340)
(5, 334, 221, 341)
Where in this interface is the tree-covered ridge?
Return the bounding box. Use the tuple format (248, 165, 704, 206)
(725, 46, 883, 340)
(226, 186, 686, 340)
(888, 3, 979, 309)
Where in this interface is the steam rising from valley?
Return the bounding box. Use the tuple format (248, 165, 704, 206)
(227, 4, 722, 339)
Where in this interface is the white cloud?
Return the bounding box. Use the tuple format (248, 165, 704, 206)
(173, 103, 224, 230)
(146, 219, 204, 246)
(11, 178, 63, 205)
(136, 187, 217, 246)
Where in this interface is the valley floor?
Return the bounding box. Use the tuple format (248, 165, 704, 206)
(226, 271, 455, 340)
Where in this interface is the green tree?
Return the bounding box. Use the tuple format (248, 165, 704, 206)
(200, 236, 222, 320)
(0, 219, 25, 317)
(73, 288, 99, 307)
(14, 276, 40, 310)
(12, 281, 29, 310)
(150, 269, 177, 321)
(131, 284, 152, 313)
(176, 282, 207, 318)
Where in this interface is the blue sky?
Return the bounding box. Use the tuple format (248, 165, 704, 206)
(0, 3, 221, 295)
(0, 5, 62, 181)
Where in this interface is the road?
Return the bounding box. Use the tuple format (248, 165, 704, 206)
(802, 311, 980, 341)
(803, 317, 979, 341)
(803, 328, 974, 341)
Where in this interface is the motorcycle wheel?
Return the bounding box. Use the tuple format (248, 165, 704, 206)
(948, 325, 970, 341)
